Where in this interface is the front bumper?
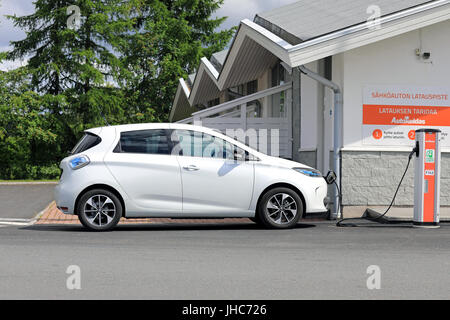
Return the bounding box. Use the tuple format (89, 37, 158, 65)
(305, 177, 328, 213)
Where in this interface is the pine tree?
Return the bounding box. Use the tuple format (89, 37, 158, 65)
(1, 0, 234, 179)
(7, 0, 70, 95)
(6, 0, 132, 129)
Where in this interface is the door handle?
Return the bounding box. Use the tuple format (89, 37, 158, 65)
(183, 165, 199, 171)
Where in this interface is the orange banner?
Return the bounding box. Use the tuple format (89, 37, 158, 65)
(363, 104, 450, 126)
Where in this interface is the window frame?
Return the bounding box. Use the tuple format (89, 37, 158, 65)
(113, 129, 172, 155)
(71, 132, 102, 155)
(170, 129, 259, 161)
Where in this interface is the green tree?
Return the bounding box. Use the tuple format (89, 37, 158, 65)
(0, 0, 234, 179)
(0, 67, 63, 179)
(6, 0, 132, 136)
(119, 0, 235, 122)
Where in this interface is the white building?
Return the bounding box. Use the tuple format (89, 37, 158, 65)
(170, 0, 450, 217)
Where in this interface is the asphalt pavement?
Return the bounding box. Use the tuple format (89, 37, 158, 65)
(0, 221, 449, 299)
(0, 183, 56, 220)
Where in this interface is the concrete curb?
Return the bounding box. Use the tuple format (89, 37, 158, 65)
(382, 216, 450, 222)
(32, 201, 53, 221)
(0, 181, 58, 185)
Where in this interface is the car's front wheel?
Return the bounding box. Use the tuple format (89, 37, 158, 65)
(257, 187, 303, 229)
(77, 189, 122, 231)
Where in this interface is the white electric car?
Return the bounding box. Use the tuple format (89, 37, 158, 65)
(54, 123, 328, 231)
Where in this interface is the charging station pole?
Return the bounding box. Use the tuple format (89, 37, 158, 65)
(414, 129, 441, 228)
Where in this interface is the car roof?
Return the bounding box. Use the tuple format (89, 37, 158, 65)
(85, 123, 266, 157)
(86, 123, 219, 134)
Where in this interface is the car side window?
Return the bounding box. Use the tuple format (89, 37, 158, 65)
(71, 133, 102, 155)
(171, 129, 248, 160)
(202, 132, 228, 159)
(170, 129, 201, 157)
(116, 129, 170, 155)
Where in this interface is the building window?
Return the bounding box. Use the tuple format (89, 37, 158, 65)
(247, 80, 258, 95)
(207, 97, 220, 108)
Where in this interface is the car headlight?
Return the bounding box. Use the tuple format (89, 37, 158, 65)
(69, 155, 90, 170)
(293, 167, 322, 177)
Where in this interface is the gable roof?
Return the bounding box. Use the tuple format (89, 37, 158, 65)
(210, 49, 229, 73)
(255, 0, 433, 44)
(170, 0, 450, 122)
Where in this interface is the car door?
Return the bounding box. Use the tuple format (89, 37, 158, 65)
(171, 129, 255, 216)
(104, 128, 182, 216)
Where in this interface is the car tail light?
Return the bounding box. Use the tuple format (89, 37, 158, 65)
(69, 155, 90, 170)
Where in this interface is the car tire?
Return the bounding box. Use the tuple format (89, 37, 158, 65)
(76, 189, 122, 231)
(257, 187, 303, 229)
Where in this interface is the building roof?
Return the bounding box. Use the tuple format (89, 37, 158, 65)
(187, 73, 196, 87)
(255, 0, 433, 44)
(170, 0, 450, 122)
(210, 49, 229, 72)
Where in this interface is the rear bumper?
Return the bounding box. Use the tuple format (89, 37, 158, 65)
(54, 182, 76, 215)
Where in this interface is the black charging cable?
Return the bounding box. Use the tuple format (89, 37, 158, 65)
(336, 147, 417, 227)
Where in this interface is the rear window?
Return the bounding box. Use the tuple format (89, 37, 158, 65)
(71, 133, 102, 155)
(115, 129, 170, 155)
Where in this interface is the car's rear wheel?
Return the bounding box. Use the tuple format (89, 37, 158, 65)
(257, 187, 303, 229)
(77, 189, 122, 231)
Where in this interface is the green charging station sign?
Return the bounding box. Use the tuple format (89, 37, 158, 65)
(426, 149, 435, 163)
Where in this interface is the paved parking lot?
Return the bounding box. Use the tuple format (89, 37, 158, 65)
(1, 183, 449, 300)
(0, 221, 449, 299)
(0, 183, 56, 220)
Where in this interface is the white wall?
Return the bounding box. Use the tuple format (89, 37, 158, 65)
(339, 19, 450, 151)
(300, 61, 319, 150)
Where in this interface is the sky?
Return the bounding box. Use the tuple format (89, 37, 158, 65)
(0, 0, 297, 70)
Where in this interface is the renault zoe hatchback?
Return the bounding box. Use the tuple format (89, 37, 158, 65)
(54, 123, 328, 231)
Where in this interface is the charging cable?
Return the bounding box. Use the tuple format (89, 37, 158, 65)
(336, 147, 417, 227)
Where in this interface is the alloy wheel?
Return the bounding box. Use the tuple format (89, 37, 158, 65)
(83, 194, 117, 227)
(265, 193, 298, 225)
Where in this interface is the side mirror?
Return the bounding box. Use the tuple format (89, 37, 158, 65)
(324, 171, 337, 185)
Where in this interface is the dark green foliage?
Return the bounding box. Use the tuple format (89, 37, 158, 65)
(119, 0, 235, 121)
(0, 0, 234, 179)
(0, 68, 65, 179)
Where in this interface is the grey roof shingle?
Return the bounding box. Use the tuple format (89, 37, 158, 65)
(255, 0, 434, 44)
(187, 73, 196, 88)
(210, 49, 229, 72)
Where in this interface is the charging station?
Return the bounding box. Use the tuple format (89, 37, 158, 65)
(413, 129, 441, 228)
(337, 128, 443, 228)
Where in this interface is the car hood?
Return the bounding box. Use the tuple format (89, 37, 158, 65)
(261, 156, 316, 171)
